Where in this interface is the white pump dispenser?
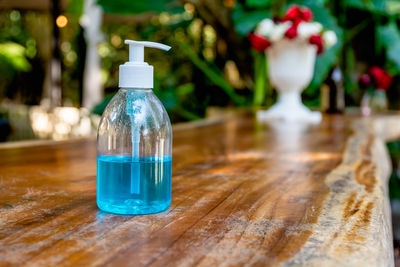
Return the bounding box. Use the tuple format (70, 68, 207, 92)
(119, 40, 171, 88)
(97, 39, 173, 215)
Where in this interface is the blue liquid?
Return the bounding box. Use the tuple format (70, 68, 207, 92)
(97, 155, 172, 215)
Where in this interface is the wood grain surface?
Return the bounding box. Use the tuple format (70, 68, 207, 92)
(0, 112, 399, 267)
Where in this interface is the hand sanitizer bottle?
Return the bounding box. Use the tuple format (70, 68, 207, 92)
(97, 40, 172, 215)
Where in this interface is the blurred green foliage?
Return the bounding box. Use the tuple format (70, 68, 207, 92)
(94, 0, 400, 116)
(378, 22, 400, 72)
(176, 40, 246, 106)
(0, 42, 31, 75)
(98, 0, 183, 14)
(95, 13, 208, 121)
(0, 10, 48, 104)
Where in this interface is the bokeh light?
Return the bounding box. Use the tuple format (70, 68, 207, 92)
(56, 15, 68, 28)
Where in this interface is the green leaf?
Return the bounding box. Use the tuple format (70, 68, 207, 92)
(344, 46, 357, 93)
(176, 83, 194, 96)
(158, 90, 177, 109)
(0, 42, 31, 73)
(345, 0, 390, 15)
(67, 0, 84, 16)
(387, 1, 400, 15)
(253, 52, 267, 106)
(288, 0, 328, 6)
(97, 0, 182, 14)
(232, 3, 270, 35)
(377, 22, 400, 72)
(389, 172, 400, 199)
(307, 4, 339, 30)
(173, 106, 201, 120)
(177, 41, 246, 106)
(245, 0, 273, 8)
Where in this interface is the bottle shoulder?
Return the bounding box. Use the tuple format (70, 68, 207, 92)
(98, 89, 171, 133)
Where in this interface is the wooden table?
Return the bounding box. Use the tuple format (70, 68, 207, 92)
(1, 111, 399, 266)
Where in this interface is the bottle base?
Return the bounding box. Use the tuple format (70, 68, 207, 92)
(97, 199, 170, 215)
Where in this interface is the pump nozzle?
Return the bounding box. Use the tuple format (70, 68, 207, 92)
(119, 40, 171, 88)
(125, 40, 171, 63)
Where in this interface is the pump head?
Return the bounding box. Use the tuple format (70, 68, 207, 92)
(119, 40, 171, 88)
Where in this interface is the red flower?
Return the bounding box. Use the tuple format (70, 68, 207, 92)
(358, 74, 371, 88)
(283, 5, 302, 22)
(285, 26, 298, 39)
(282, 5, 313, 41)
(283, 5, 313, 23)
(292, 18, 302, 28)
(368, 66, 392, 90)
(309, 35, 324, 54)
(301, 7, 313, 22)
(248, 33, 270, 53)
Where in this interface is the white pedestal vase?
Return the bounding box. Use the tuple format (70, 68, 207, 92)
(257, 39, 322, 123)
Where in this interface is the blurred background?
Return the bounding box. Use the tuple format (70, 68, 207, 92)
(1, 0, 400, 142)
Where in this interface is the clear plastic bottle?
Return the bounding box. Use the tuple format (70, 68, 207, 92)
(97, 40, 172, 215)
